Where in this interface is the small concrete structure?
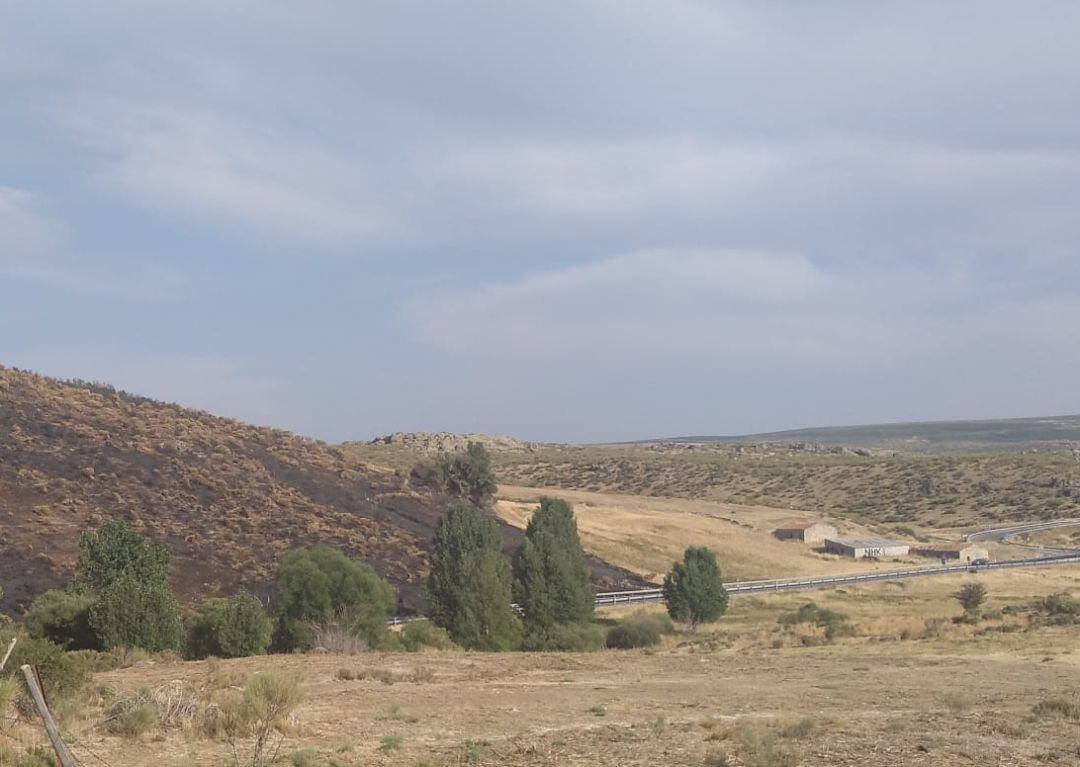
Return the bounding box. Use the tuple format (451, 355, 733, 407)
(912, 543, 990, 563)
(824, 537, 910, 559)
(774, 521, 838, 544)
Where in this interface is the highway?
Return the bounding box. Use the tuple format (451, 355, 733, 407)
(594, 552, 1080, 607)
(596, 518, 1080, 608)
(389, 518, 1080, 623)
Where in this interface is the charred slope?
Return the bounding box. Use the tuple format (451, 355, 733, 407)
(0, 366, 642, 614)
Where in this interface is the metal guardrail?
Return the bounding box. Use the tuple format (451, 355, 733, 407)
(592, 554, 1080, 606)
(391, 554, 1080, 623)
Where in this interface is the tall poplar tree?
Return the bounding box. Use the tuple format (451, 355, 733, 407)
(512, 497, 594, 642)
(427, 503, 520, 650)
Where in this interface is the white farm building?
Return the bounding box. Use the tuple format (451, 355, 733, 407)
(773, 521, 838, 544)
(824, 537, 910, 559)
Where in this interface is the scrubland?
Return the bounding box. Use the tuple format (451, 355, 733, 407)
(4, 567, 1079, 767)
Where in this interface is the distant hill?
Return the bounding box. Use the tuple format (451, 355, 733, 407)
(664, 415, 1080, 454)
(0, 366, 639, 613)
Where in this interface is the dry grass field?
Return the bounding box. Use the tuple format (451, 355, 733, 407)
(493, 444, 1080, 534)
(4, 568, 1078, 767)
(494, 485, 1010, 583)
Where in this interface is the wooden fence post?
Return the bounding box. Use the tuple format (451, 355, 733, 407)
(0, 637, 16, 672)
(20, 664, 77, 767)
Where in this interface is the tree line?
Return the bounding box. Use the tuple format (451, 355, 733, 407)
(4, 473, 730, 662)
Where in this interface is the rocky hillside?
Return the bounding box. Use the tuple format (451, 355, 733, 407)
(0, 367, 639, 613)
(362, 432, 548, 452)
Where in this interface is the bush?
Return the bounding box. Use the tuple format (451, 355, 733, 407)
(399, 621, 457, 652)
(416, 442, 498, 505)
(236, 673, 304, 767)
(274, 547, 396, 652)
(90, 575, 184, 652)
(2, 632, 87, 699)
(1033, 593, 1080, 624)
(522, 622, 605, 652)
(0, 745, 57, 767)
(104, 698, 159, 737)
(605, 612, 674, 649)
(76, 519, 169, 591)
(24, 589, 100, 651)
(777, 603, 852, 640)
(186, 593, 273, 660)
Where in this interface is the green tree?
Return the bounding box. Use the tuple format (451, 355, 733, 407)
(89, 574, 184, 651)
(76, 519, 169, 591)
(956, 583, 987, 616)
(427, 503, 520, 650)
(512, 497, 594, 645)
(420, 442, 499, 505)
(186, 592, 273, 659)
(663, 547, 728, 631)
(273, 546, 396, 651)
(24, 588, 100, 650)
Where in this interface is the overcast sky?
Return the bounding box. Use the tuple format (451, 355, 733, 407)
(2, 2, 1078, 442)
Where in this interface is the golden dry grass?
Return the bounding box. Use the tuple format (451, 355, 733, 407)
(495, 485, 1012, 583)
(493, 444, 1080, 534)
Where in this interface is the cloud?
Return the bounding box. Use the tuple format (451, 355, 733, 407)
(409, 248, 1079, 372)
(77, 104, 393, 248)
(0, 187, 57, 257)
(0, 186, 187, 300)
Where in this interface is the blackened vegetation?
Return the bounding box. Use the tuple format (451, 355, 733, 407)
(0, 366, 643, 614)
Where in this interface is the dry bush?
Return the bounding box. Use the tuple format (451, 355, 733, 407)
(334, 665, 432, 685)
(211, 672, 304, 767)
(102, 681, 202, 737)
(309, 619, 369, 655)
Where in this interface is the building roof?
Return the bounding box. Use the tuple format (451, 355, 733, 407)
(775, 521, 834, 531)
(825, 537, 908, 548)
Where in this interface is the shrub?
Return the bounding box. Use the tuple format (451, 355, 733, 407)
(416, 442, 498, 505)
(956, 583, 987, 616)
(427, 504, 521, 651)
(23, 589, 100, 651)
(378, 734, 403, 753)
(104, 698, 159, 737)
(399, 621, 457, 652)
(273, 547, 396, 652)
(663, 547, 728, 630)
(90, 575, 184, 652)
(606, 612, 674, 649)
(1033, 593, 1080, 624)
(522, 622, 605, 652)
(238, 673, 304, 767)
(778, 603, 852, 640)
(2, 633, 87, 699)
(76, 519, 169, 591)
(186, 593, 273, 660)
(0, 745, 57, 767)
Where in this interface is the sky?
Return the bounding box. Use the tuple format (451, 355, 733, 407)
(2, 1, 1079, 443)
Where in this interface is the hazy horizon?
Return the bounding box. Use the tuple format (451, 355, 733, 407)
(3, 2, 1079, 442)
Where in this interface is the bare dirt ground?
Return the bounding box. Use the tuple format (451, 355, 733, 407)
(8, 569, 1075, 767)
(61, 634, 1080, 766)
